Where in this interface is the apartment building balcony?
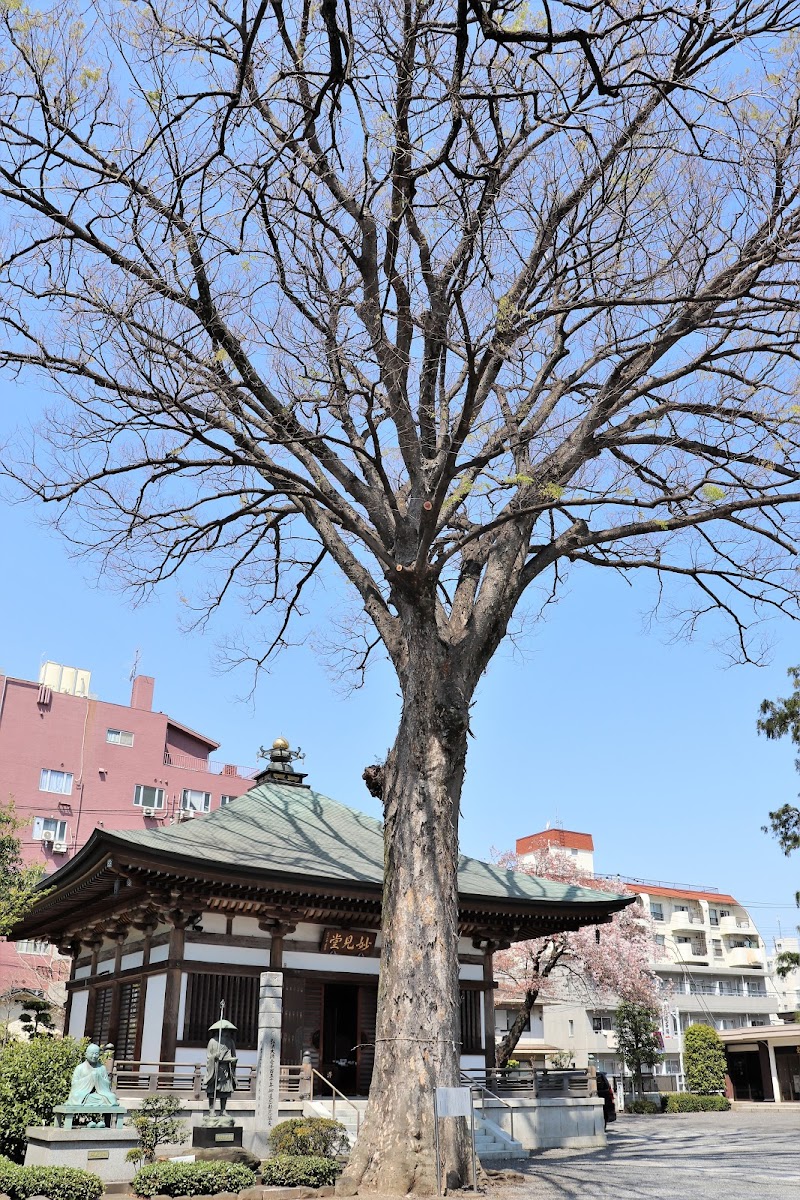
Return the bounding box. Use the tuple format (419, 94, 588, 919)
(719, 914, 753, 936)
(726, 946, 766, 969)
(674, 942, 708, 964)
(669, 911, 706, 933)
(678, 991, 774, 1015)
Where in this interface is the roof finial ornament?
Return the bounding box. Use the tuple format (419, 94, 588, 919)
(255, 737, 308, 787)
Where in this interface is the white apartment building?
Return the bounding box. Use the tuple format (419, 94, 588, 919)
(770, 935, 800, 1016)
(498, 829, 779, 1091)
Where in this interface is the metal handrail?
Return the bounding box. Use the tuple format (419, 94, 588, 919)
(310, 1069, 363, 1136)
(459, 1072, 514, 1144)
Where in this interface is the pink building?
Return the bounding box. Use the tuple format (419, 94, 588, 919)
(0, 661, 257, 994)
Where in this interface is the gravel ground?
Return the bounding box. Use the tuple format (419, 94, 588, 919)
(491, 1110, 800, 1200)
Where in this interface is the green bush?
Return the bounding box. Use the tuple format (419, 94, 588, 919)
(0, 1037, 87, 1161)
(683, 1024, 728, 1095)
(267, 1117, 350, 1159)
(627, 1099, 660, 1114)
(132, 1160, 256, 1197)
(127, 1095, 187, 1163)
(260, 1156, 343, 1187)
(0, 1158, 104, 1200)
(665, 1093, 730, 1112)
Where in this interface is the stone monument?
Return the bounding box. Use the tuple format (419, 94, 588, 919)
(25, 1043, 139, 1182)
(193, 1003, 244, 1148)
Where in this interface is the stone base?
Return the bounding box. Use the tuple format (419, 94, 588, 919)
(192, 1124, 243, 1148)
(25, 1127, 140, 1184)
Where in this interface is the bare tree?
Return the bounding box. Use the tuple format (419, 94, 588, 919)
(3, 0, 800, 1189)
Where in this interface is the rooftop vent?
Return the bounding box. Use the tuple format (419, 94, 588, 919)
(254, 738, 308, 787)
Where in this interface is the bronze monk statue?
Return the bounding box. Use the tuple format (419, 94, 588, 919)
(66, 1043, 119, 1107)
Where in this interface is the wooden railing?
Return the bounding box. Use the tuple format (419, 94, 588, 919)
(460, 1066, 590, 1098)
(112, 1061, 256, 1097)
(112, 1061, 310, 1101)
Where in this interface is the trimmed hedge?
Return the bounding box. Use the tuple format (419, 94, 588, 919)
(665, 1094, 730, 1113)
(267, 1117, 350, 1159)
(627, 1099, 660, 1114)
(260, 1156, 343, 1187)
(132, 1160, 256, 1197)
(0, 1158, 104, 1200)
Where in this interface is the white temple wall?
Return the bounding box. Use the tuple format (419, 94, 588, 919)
(283, 950, 380, 975)
(184, 942, 269, 966)
(177, 973, 188, 1039)
(139, 972, 167, 1061)
(150, 944, 169, 964)
(68, 988, 89, 1039)
(121, 951, 144, 971)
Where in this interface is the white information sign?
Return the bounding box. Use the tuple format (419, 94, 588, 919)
(434, 1086, 473, 1118)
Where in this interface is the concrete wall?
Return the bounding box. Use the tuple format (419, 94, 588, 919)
(482, 1096, 606, 1151)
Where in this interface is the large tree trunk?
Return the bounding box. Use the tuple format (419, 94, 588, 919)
(495, 988, 540, 1069)
(338, 630, 472, 1195)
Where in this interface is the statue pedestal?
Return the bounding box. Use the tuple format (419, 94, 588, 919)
(25, 1127, 140, 1183)
(192, 1121, 243, 1149)
(53, 1103, 127, 1129)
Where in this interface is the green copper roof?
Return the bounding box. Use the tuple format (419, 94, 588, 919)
(96, 779, 626, 910)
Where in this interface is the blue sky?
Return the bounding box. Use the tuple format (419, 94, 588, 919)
(1, 386, 799, 952)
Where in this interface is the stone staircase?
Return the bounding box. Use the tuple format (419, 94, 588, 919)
(304, 1098, 526, 1163)
(472, 1113, 527, 1162)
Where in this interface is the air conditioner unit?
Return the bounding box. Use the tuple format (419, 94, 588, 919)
(41, 831, 55, 843)
(143, 807, 155, 818)
(180, 811, 195, 821)
(52, 842, 68, 854)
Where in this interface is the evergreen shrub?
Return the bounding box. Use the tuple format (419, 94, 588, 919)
(0, 1158, 104, 1200)
(260, 1155, 343, 1187)
(0, 1036, 86, 1161)
(267, 1117, 349, 1158)
(626, 1099, 660, 1114)
(132, 1160, 255, 1196)
(683, 1024, 728, 1095)
(665, 1094, 730, 1112)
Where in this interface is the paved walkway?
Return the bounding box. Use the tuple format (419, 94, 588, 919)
(503, 1111, 800, 1200)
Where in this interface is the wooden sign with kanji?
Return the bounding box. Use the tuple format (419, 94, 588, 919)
(320, 928, 377, 956)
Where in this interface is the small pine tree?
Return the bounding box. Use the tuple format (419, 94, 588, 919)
(18, 998, 55, 1039)
(683, 1023, 727, 1095)
(128, 1095, 188, 1162)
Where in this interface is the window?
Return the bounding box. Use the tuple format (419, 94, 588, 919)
(39, 769, 73, 795)
(719, 909, 730, 919)
(650, 903, 664, 921)
(749, 1016, 767, 1027)
(459, 990, 483, 1054)
(17, 938, 49, 955)
(568, 1020, 574, 1038)
(220, 795, 236, 807)
(106, 729, 134, 746)
(495, 1008, 531, 1033)
(184, 971, 260, 1049)
(32, 816, 67, 842)
(133, 785, 165, 810)
(712, 939, 723, 958)
(181, 789, 211, 813)
(747, 980, 766, 996)
(674, 904, 688, 912)
(709, 908, 719, 926)
(655, 934, 666, 947)
(92, 985, 114, 1046)
(676, 935, 691, 944)
(116, 982, 141, 1059)
(592, 1016, 613, 1032)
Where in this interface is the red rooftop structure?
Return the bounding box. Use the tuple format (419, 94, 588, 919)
(0, 661, 256, 995)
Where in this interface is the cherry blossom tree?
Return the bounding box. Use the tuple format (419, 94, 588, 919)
(493, 849, 659, 1067)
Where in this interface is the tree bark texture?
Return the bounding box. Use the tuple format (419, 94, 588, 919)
(338, 629, 472, 1194)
